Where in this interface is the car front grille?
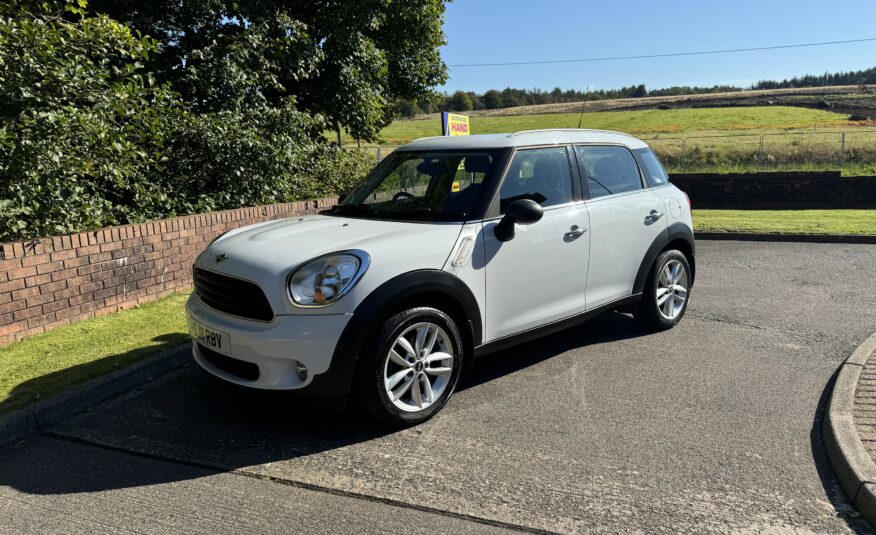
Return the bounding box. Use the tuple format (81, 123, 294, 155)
(193, 267, 274, 322)
(197, 343, 260, 381)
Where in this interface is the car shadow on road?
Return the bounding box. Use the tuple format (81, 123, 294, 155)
(0, 311, 647, 496)
(459, 310, 648, 392)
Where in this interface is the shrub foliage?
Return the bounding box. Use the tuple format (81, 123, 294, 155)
(0, 1, 439, 241)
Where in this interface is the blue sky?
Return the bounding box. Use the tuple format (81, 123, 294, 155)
(439, 0, 876, 93)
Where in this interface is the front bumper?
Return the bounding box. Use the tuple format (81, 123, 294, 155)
(185, 294, 354, 392)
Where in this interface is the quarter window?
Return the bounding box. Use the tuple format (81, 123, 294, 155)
(635, 148, 670, 187)
(499, 147, 572, 212)
(575, 146, 643, 199)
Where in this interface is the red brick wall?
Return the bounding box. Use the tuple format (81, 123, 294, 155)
(0, 197, 337, 345)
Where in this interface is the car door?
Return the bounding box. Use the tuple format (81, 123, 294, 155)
(574, 144, 668, 309)
(481, 146, 590, 341)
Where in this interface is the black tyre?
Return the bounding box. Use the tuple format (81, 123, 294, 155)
(633, 249, 692, 331)
(355, 307, 464, 426)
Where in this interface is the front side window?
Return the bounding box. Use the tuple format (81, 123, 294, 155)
(336, 150, 501, 221)
(575, 145, 643, 199)
(635, 148, 670, 187)
(498, 147, 572, 213)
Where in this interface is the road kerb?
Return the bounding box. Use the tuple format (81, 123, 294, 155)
(0, 344, 190, 448)
(824, 332, 876, 523)
(695, 232, 876, 244)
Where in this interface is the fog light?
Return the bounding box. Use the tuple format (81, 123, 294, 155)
(295, 361, 308, 381)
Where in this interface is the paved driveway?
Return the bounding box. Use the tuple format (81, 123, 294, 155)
(3, 241, 876, 534)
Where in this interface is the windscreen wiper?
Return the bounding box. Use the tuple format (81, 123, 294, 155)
(331, 204, 377, 216)
(390, 208, 468, 221)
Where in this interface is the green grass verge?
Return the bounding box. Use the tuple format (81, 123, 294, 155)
(693, 210, 876, 235)
(0, 291, 190, 415)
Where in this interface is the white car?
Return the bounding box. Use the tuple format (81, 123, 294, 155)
(186, 129, 695, 424)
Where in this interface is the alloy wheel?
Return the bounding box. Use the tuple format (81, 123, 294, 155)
(656, 259, 688, 320)
(383, 322, 454, 412)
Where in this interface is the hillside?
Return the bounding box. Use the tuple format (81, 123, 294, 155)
(368, 105, 873, 145)
(425, 86, 876, 119)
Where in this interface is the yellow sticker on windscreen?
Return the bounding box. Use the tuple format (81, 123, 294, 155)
(451, 181, 461, 192)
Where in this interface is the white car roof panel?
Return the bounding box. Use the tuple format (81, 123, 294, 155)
(400, 129, 650, 151)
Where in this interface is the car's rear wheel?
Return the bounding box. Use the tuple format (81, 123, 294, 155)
(634, 249, 691, 331)
(355, 307, 463, 425)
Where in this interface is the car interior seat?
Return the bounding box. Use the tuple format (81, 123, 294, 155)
(531, 153, 568, 206)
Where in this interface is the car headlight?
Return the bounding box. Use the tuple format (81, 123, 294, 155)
(288, 251, 369, 307)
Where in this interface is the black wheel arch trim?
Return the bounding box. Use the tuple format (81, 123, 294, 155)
(331, 269, 483, 364)
(633, 223, 696, 294)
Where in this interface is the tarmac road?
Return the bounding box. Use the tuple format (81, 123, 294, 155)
(2, 240, 876, 534)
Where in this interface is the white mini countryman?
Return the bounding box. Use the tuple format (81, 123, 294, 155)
(186, 129, 695, 424)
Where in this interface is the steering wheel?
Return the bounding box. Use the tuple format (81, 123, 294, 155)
(392, 191, 415, 201)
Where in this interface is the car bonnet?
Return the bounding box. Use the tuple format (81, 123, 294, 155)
(193, 214, 465, 314)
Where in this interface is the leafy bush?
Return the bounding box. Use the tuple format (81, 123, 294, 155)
(299, 145, 377, 200)
(0, 10, 183, 239)
(0, 5, 376, 242)
(161, 106, 375, 211)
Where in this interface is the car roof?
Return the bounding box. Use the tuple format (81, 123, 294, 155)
(399, 129, 649, 151)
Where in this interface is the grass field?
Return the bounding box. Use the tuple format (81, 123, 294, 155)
(344, 106, 876, 175)
(363, 106, 868, 145)
(0, 292, 190, 414)
(693, 210, 876, 235)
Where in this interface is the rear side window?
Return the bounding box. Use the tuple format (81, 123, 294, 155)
(498, 147, 573, 212)
(575, 145, 643, 199)
(635, 148, 670, 187)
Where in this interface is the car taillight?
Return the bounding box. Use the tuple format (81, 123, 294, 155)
(683, 192, 691, 208)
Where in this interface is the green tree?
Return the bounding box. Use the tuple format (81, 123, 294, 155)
(483, 89, 502, 109)
(500, 87, 521, 108)
(89, 0, 450, 141)
(0, 1, 185, 237)
(447, 90, 473, 112)
(0, 1, 376, 241)
(395, 99, 419, 118)
(467, 91, 483, 110)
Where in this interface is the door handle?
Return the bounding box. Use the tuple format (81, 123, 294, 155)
(644, 210, 665, 223)
(564, 225, 587, 240)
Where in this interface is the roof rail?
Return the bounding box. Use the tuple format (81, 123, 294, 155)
(508, 128, 633, 138)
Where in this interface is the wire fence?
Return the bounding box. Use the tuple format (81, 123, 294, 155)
(644, 129, 876, 174)
(345, 128, 876, 175)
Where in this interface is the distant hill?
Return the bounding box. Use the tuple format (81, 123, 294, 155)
(407, 86, 876, 122)
(397, 66, 876, 117)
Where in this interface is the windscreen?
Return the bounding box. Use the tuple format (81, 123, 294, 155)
(333, 150, 503, 222)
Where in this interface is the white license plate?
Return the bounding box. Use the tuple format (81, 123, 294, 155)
(188, 318, 232, 356)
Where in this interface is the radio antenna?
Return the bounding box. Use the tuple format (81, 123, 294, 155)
(576, 85, 590, 129)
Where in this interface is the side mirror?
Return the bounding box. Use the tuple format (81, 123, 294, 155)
(494, 199, 544, 242)
(337, 191, 348, 203)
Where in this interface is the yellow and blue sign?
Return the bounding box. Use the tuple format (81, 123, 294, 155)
(442, 112, 470, 136)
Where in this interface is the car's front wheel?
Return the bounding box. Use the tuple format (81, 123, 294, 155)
(355, 307, 463, 425)
(634, 249, 692, 331)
